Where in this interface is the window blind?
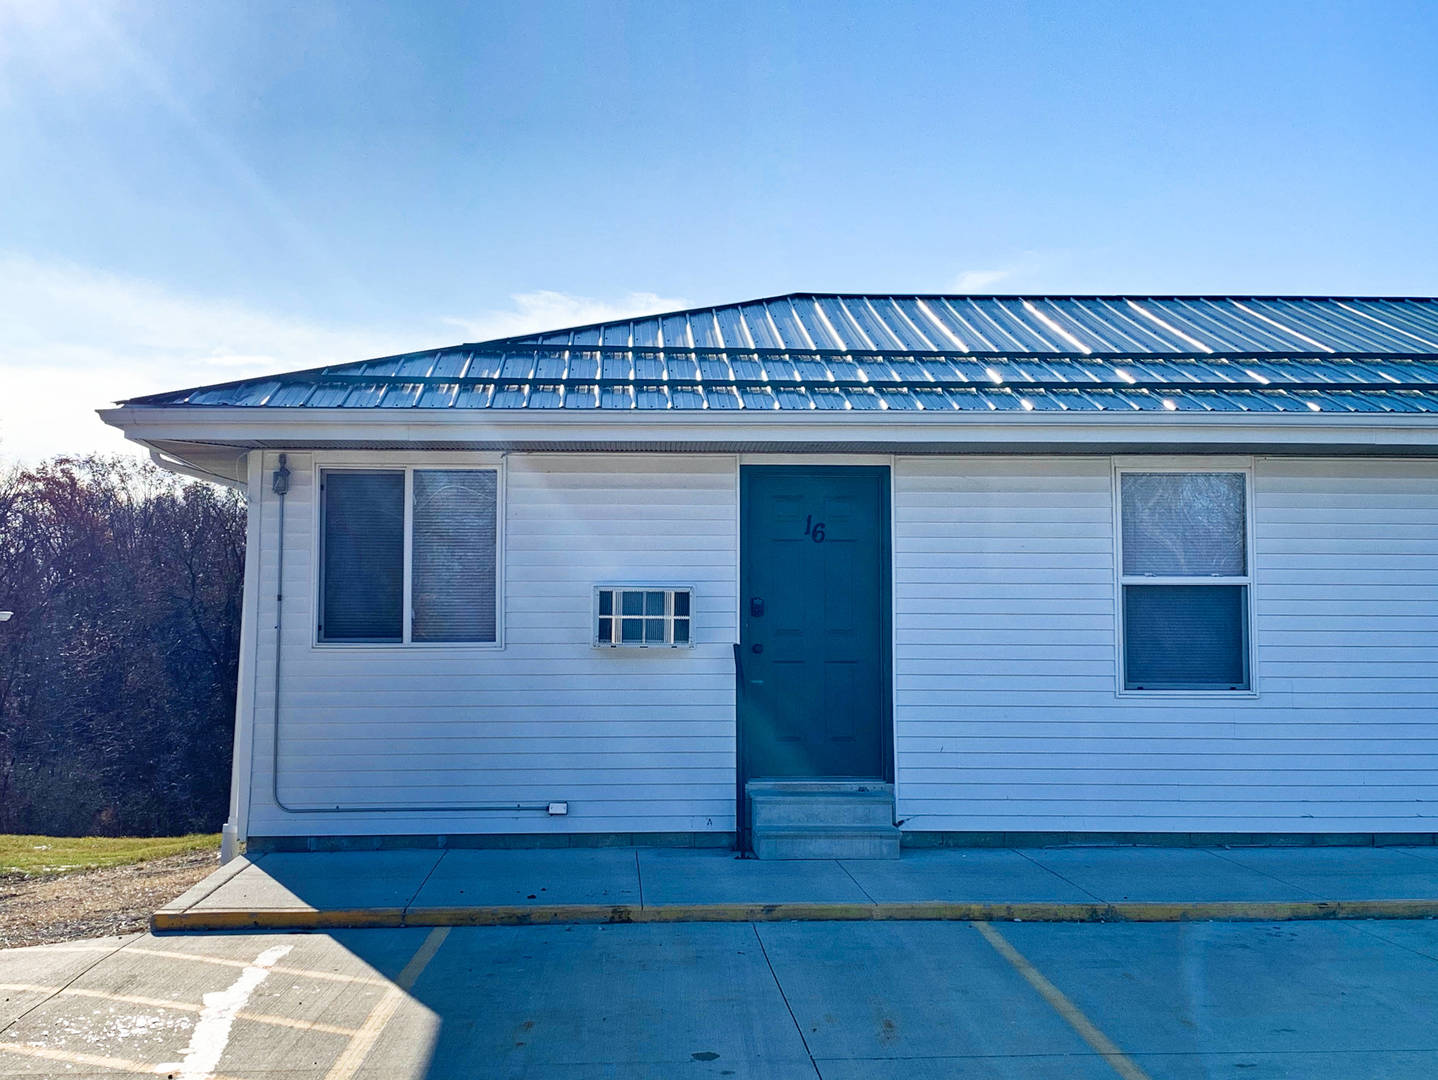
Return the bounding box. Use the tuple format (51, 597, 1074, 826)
(321, 471, 404, 641)
(1121, 472, 1246, 576)
(411, 469, 498, 642)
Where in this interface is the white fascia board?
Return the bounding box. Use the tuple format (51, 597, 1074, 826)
(99, 405, 1438, 453)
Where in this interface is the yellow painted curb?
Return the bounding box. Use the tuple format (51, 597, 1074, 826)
(151, 907, 406, 932)
(152, 897, 1438, 933)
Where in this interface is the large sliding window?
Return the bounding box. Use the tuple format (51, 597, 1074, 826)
(319, 467, 500, 645)
(1118, 470, 1252, 692)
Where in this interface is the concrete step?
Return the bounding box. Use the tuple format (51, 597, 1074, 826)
(745, 781, 898, 859)
(750, 791, 895, 828)
(751, 824, 900, 860)
(745, 780, 893, 795)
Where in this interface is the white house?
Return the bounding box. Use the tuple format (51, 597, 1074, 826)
(102, 293, 1438, 858)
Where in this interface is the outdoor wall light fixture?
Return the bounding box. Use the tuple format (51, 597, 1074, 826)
(271, 453, 290, 496)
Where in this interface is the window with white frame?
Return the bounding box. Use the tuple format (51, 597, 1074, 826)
(1118, 470, 1251, 691)
(319, 467, 499, 644)
(595, 587, 692, 647)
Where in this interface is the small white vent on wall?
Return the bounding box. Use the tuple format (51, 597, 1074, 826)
(594, 586, 693, 648)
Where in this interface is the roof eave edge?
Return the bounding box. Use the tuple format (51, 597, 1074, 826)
(98, 405, 1438, 453)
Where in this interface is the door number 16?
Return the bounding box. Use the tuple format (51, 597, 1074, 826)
(803, 514, 826, 543)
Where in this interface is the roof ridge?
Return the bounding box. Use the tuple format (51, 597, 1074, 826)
(472, 292, 1438, 347)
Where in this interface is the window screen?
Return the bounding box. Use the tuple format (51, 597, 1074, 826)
(1119, 471, 1251, 691)
(321, 471, 404, 641)
(412, 470, 498, 642)
(1124, 585, 1248, 689)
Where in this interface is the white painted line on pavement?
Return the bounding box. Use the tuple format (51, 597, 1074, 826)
(164, 943, 292, 1080)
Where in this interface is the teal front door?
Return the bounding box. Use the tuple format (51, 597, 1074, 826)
(739, 466, 891, 784)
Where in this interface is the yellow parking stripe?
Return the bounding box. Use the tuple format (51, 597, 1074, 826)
(124, 947, 391, 987)
(323, 926, 450, 1080)
(972, 922, 1153, 1080)
(0, 1038, 248, 1080)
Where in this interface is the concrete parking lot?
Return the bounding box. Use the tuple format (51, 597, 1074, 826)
(4, 917, 1438, 1078)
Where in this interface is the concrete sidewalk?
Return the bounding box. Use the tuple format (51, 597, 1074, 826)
(152, 844, 1438, 931)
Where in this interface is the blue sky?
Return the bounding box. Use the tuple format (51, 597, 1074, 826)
(3, 0, 1437, 457)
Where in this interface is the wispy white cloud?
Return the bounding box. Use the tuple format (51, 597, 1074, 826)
(950, 268, 1014, 293)
(442, 290, 687, 342)
(0, 256, 684, 462)
(0, 255, 410, 462)
(950, 251, 1071, 295)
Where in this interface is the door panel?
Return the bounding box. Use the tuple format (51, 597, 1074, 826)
(739, 466, 890, 782)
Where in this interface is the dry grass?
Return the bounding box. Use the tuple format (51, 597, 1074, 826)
(0, 835, 221, 949)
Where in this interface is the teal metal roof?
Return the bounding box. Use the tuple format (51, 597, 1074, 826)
(121, 293, 1438, 415)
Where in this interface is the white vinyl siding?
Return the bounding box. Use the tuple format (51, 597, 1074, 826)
(240, 448, 1438, 841)
(245, 452, 737, 837)
(893, 455, 1438, 834)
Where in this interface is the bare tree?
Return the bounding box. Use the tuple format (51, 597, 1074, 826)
(0, 456, 245, 836)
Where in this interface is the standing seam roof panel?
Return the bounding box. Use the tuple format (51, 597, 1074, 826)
(816, 297, 876, 351)
(875, 298, 938, 350)
(790, 297, 846, 349)
(115, 294, 1438, 415)
(844, 297, 908, 350)
(660, 314, 692, 349)
(480, 294, 1438, 355)
(763, 299, 815, 350)
(737, 303, 784, 349)
(1250, 299, 1395, 353)
(1349, 301, 1438, 349)
(689, 310, 723, 349)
